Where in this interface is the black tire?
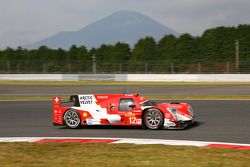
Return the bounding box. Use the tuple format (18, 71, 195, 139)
(143, 109, 164, 130)
(63, 109, 81, 129)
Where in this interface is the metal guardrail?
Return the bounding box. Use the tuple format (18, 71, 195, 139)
(1, 74, 250, 82)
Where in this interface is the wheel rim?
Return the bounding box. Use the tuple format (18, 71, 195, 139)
(146, 110, 161, 127)
(64, 110, 80, 128)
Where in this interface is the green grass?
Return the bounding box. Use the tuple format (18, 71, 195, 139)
(1, 81, 250, 85)
(0, 143, 249, 167)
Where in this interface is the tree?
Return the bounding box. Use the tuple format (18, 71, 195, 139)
(158, 34, 177, 60)
(131, 36, 157, 62)
(112, 42, 131, 62)
(130, 37, 157, 72)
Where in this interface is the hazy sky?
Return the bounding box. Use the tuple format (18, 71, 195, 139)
(0, 0, 249, 49)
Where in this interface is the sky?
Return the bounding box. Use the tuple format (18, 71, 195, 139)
(0, 0, 250, 49)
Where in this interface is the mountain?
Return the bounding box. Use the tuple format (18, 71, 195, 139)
(24, 10, 179, 49)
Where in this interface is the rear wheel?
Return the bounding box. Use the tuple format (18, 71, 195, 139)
(143, 109, 164, 130)
(63, 109, 81, 129)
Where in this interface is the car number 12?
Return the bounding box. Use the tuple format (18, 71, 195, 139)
(129, 117, 142, 125)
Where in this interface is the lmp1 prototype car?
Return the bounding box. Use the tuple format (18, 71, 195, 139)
(52, 94, 195, 130)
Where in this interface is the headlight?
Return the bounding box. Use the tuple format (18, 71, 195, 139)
(167, 107, 178, 121)
(187, 106, 194, 117)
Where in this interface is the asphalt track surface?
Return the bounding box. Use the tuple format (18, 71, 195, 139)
(1, 84, 250, 97)
(0, 100, 249, 144)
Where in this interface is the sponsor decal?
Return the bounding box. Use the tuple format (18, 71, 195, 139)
(165, 113, 171, 118)
(54, 110, 61, 114)
(80, 101, 92, 105)
(97, 96, 108, 99)
(164, 119, 176, 127)
(79, 95, 93, 105)
(134, 110, 141, 113)
(125, 94, 133, 97)
(83, 112, 88, 117)
(166, 122, 176, 126)
(53, 97, 60, 103)
(125, 113, 135, 117)
(87, 119, 93, 125)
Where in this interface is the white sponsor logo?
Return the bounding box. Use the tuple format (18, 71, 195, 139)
(54, 97, 59, 103)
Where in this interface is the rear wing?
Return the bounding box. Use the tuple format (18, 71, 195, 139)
(69, 95, 80, 107)
(52, 95, 80, 107)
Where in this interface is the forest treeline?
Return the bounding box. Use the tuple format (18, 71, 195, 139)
(0, 24, 250, 73)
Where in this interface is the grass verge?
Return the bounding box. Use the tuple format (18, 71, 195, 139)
(0, 143, 249, 167)
(1, 81, 250, 85)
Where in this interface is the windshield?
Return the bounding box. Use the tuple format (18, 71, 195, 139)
(140, 100, 157, 107)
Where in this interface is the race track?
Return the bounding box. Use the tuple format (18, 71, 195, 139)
(0, 100, 249, 144)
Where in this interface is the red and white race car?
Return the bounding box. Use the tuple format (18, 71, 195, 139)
(52, 94, 195, 130)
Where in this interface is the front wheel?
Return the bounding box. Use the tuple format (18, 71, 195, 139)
(143, 109, 164, 130)
(63, 109, 81, 129)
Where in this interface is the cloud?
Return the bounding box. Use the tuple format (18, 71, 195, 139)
(0, 0, 250, 49)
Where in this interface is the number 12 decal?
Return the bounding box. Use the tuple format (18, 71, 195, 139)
(129, 117, 142, 125)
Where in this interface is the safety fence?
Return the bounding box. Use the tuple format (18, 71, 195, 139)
(0, 59, 250, 74)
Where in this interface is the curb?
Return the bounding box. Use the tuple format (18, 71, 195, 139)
(0, 137, 249, 150)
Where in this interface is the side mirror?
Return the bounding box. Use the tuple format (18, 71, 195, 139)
(129, 104, 136, 108)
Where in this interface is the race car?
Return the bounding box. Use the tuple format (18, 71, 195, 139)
(52, 94, 195, 130)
